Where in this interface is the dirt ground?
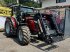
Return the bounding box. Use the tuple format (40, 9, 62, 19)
(0, 32, 70, 52)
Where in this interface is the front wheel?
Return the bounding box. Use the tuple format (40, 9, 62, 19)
(18, 26, 31, 45)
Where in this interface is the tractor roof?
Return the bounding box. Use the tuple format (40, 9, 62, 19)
(9, 4, 34, 9)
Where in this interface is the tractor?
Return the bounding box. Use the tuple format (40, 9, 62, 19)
(5, 4, 59, 45)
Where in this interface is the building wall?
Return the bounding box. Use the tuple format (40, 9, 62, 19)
(42, 0, 70, 8)
(64, 8, 70, 38)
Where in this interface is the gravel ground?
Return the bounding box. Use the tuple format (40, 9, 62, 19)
(0, 32, 70, 52)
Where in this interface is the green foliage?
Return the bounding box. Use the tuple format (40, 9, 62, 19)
(22, 1, 41, 8)
(4, 0, 16, 5)
(4, 0, 41, 8)
(0, 0, 6, 6)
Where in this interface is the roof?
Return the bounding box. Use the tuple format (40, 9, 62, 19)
(9, 4, 34, 9)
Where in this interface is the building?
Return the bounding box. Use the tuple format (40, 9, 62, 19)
(42, 0, 70, 8)
(42, 0, 70, 38)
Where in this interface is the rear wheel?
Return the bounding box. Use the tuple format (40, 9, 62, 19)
(5, 20, 13, 37)
(18, 26, 31, 45)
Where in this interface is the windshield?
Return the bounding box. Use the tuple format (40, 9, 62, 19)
(20, 7, 33, 13)
(27, 8, 33, 13)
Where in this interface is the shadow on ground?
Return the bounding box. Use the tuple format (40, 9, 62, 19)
(3, 32, 64, 51)
(30, 36, 58, 51)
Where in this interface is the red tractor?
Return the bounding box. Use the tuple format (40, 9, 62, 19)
(5, 5, 61, 45)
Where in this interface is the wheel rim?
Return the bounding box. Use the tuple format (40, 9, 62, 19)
(6, 22, 10, 34)
(18, 30, 23, 41)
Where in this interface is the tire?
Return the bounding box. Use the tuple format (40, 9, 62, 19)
(18, 26, 31, 45)
(5, 20, 13, 37)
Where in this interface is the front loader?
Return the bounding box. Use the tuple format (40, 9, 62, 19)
(29, 12, 64, 44)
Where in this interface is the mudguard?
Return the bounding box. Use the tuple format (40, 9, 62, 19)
(11, 17, 17, 28)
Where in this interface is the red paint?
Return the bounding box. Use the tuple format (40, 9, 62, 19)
(26, 16, 38, 32)
(11, 17, 17, 28)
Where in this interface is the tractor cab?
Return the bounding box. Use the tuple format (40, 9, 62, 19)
(10, 5, 34, 22)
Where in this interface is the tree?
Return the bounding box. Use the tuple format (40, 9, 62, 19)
(21, 1, 41, 8)
(4, 0, 16, 5)
(4, 0, 41, 8)
(19, 0, 30, 3)
(0, 0, 6, 6)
